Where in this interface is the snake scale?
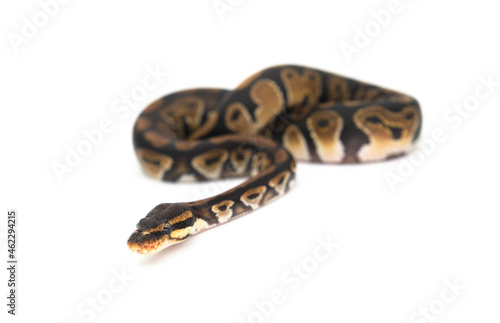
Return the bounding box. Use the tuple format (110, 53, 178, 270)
(127, 65, 421, 255)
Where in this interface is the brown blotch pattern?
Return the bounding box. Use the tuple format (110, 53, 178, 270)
(191, 148, 229, 179)
(211, 200, 235, 223)
(328, 75, 351, 102)
(251, 152, 271, 175)
(136, 148, 174, 179)
(230, 148, 252, 174)
(306, 110, 345, 162)
(134, 117, 151, 133)
(240, 186, 267, 210)
(144, 131, 171, 148)
(280, 68, 322, 106)
(353, 105, 420, 161)
(269, 171, 291, 195)
(274, 148, 288, 164)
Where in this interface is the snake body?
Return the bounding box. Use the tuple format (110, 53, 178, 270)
(127, 65, 421, 255)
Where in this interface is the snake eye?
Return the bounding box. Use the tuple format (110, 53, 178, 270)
(163, 223, 172, 235)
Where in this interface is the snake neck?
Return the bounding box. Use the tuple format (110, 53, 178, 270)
(187, 155, 296, 233)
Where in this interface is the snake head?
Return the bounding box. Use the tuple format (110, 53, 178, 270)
(127, 203, 200, 255)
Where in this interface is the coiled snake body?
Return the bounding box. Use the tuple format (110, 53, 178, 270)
(127, 65, 421, 255)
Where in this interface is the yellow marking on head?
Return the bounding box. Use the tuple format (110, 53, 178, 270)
(170, 217, 209, 239)
(169, 211, 194, 225)
(170, 227, 191, 240)
(140, 223, 166, 235)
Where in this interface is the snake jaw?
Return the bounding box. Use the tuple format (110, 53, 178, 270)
(127, 229, 182, 255)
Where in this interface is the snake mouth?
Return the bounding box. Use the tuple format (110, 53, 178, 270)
(127, 230, 181, 255)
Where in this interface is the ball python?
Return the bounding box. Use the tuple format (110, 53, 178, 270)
(127, 65, 421, 255)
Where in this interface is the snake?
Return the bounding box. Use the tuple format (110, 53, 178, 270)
(127, 65, 421, 255)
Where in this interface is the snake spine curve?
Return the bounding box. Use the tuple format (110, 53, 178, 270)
(127, 65, 421, 255)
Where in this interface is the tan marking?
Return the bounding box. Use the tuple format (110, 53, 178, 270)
(225, 79, 284, 134)
(140, 223, 165, 235)
(136, 148, 174, 179)
(170, 217, 209, 239)
(134, 117, 151, 133)
(341, 100, 365, 107)
(328, 75, 350, 101)
(283, 124, 311, 161)
(354, 85, 385, 101)
(170, 227, 191, 239)
(157, 121, 180, 137)
(174, 159, 190, 175)
(144, 131, 171, 148)
(230, 148, 252, 175)
(274, 148, 288, 164)
(169, 211, 194, 225)
(306, 110, 345, 162)
(250, 136, 279, 148)
(251, 152, 271, 176)
(388, 95, 414, 104)
(225, 102, 258, 134)
(188, 111, 219, 140)
(192, 218, 210, 234)
(174, 141, 200, 151)
(168, 96, 205, 132)
(177, 174, 197, 182)
(240, 186, 267, 210)
(268, 171, 291, 195)
(250, 79, 285, 127)
(280, 68, 322, 106)
(211, 200, 235, 223)
(353, 105, 420, 162)
(191, 148, 229, 179)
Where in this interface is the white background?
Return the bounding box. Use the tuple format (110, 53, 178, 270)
(1, 0, 499, 322)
